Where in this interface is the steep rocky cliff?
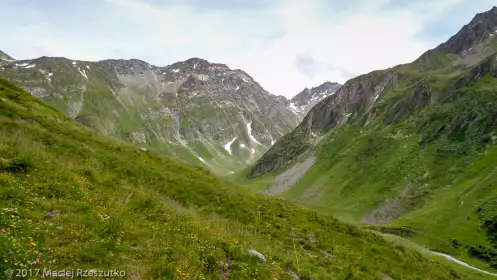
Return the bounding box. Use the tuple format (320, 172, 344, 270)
(249, 69, 401, 178)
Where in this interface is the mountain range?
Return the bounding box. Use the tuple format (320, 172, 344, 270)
(0, 55, 336, 174)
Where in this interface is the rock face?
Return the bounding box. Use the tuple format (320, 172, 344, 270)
(249, 70, 399, 178)
(289, 81, 341, 116)
(0, 56, 301, 174)
(418, 6, 497, 67)
(435, 6, 497, 55)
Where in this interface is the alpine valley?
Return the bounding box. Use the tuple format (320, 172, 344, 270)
(246, 6, 497, 273)
(3, 4, 497, 280)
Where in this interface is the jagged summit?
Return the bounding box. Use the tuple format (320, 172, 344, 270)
(308, 81, 341, 95)
(100, 58, 151, 69)
(183, 57, 217, 67)
(165, 57, 230, 73)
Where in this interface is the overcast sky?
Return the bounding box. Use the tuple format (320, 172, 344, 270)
(0, 0, 495, 98)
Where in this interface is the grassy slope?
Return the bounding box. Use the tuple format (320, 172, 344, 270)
(0, 78, 485, 279)
(242, 52, 497, 272)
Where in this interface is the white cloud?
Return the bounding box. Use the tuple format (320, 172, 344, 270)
(220, 0, 462, 97)
(0, 0, 486, 98)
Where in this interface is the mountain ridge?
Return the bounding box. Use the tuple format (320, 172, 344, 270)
(0, 50, 14, 61)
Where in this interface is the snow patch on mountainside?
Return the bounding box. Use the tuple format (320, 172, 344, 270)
(373, 94, 381, 102)
(246, 122, 261, 145)
(224, 137, 237, 155)
(78, 69, 88, 79)
(270, 135, 275, 146)
(289, 103, 304, 115)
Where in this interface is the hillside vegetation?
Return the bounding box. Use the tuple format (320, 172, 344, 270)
(2, 77, 491, 279)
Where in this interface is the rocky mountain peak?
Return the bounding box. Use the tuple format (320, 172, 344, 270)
(183, 57, 215, 69)
(158, 57, 270, 102)
(165, 57, 231, 74)
(100, 58, 152, 74)
(435, 6, 497, 55)
(289, 81, 342, 116)
(0, 50, 15, 62)
(314, 81, 342, 93)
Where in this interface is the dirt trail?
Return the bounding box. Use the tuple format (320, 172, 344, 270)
(376, 231, 497, 277)
(431, 251, 497, 277)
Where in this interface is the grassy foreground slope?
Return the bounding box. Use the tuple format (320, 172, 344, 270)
(0, 78, 484, 279)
